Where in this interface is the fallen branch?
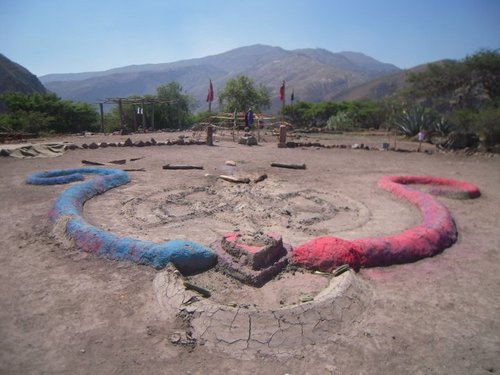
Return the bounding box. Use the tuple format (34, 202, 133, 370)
(109, 159, 126, 165)
(271, 162, 306, 170)
(81, 160, 105, 166)
(123, 168, 146, 172)
(130, 157, 145, 161)
(219, 175, 251, 184)
(163, 164, 204, 170)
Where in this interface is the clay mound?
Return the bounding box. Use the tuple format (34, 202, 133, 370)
(153, 265, 372, 359)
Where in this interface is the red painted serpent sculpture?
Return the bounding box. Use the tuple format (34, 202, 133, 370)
(291, 175, 480, 271)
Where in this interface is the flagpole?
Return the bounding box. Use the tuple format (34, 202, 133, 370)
(281, 80, 285, 123)
(283, 82, 285, 123)
(207, 79, 214, 114)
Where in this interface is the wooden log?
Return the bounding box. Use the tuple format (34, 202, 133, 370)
(218, 175, 251, 184)
(183, 281, 211, 298)
(271, 162, 306, 170)
(162, 164, 204, 170)
(123, 168, 146, 172)
(82, 160, 105, 166)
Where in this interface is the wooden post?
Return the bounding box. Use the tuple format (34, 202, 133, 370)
(141, 99, 146, 133)
(232, 109, 237, 142)
(151, 102, 155, 131)
(256, 116, 260, 141)
(118, 99, 124, 133)
(207, 125, 214, 146)
(133, 107, 137, 132)
(278, 124, 287, 148)
(282, 98, 285, 123)
(99, 103, 104, 133)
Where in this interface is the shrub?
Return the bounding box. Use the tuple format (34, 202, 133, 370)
(394, 106, 437, 137)
(326, 111, 356, 131)
(473, 107, 500, 149)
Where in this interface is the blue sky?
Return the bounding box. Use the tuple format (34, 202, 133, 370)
(1, 0, 499, 77)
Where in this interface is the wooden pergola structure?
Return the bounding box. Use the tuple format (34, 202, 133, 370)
(99, 97, 178, 133)
(205, 112, 286, 141)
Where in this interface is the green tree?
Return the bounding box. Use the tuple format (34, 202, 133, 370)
(282, 101, 313, 127)
(155, 82, 193, 129)
(0, 92, 98, 134)
(218, 75, 270, 113)
(406, 49, 500, 111)
(463, 49, 500, 100)
(284, 99, 389, 130)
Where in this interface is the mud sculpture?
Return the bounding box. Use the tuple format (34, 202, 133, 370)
(27, 168, 480, 274)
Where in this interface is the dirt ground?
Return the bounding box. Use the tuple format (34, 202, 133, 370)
(0, 130, 499, 375)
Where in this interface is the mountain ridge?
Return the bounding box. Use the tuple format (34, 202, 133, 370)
(0, 53, 47, 95)
(40, 44, 403, 111)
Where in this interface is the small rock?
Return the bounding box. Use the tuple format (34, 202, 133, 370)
(169, 332, 181, 344)
(134, 140, 145, 147)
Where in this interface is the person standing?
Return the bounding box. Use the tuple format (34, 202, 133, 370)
(245, 108, 254, 130)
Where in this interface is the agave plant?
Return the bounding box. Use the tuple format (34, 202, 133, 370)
(394, 106, 436, 137)
(433, 117, 455, 136)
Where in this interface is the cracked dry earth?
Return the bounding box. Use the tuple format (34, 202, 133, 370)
(1, 131, 499, 375)
(153, 265, 370, 359)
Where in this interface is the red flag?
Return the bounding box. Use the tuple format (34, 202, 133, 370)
(279, 80, 285, 102)
(206, 79, 214, 102)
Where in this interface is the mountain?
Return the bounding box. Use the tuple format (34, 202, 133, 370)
(0, 53, 47, 95)
(0, 54, 48, 112)
(332, 63, 432, 102)
(40, 44, 402, 112)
